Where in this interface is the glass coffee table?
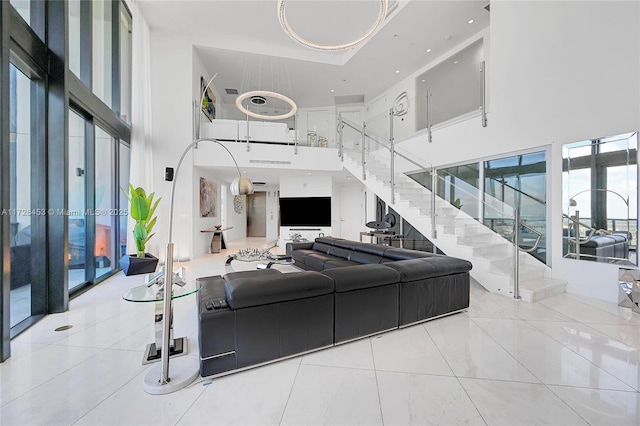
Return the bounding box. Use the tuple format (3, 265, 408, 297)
(225, 248, 293, 270)
(122, 280, 201, 364)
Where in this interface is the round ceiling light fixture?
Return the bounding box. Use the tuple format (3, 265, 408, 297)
(250, 95, 267, 106)
(277, 0, 388, 52)
(236, 90, 298, 120)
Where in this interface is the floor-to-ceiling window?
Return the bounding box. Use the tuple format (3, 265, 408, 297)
(68, 110, 87, 291)
(1, 0, 132, 361)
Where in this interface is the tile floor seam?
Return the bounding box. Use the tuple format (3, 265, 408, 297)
(544, 382, 599, 425)
(173, 377, 211, 425)
(466, 316, 545, 385)
(524, 318, 640, 393)
(471, 316, 637, 393)
(540, 298, 635, 326)
(564, 293, 640, 322)
(0, 346, 110, 410)
(69, 363, 151, 426)
(422, 323, 489, 426)
(369, 336, 386, 426)
(277, 357, 303, 426)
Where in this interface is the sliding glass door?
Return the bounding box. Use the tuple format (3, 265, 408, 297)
(8, 62, 46, 331)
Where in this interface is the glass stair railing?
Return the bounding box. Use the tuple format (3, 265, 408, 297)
(338, 115, 550, 300)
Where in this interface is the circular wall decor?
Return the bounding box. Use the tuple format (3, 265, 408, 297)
(392, 91, 410, 117)
(235, 90, 297, 121)
(233, 195, 244, 214)
(277, 0, 388, 52)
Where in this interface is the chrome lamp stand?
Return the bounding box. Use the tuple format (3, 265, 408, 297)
(143, 138, 253, 395)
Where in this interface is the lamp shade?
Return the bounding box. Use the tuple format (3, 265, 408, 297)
(230, 176, 254, 195)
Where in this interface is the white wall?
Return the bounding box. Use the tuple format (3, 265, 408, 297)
(148, 30, 194, 261)
(147, 2, 639, 301)
(366, 1, 640, 302)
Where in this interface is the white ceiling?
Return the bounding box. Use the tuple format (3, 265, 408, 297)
(137, 0, 490, 185)
(138, 0, 490, 109)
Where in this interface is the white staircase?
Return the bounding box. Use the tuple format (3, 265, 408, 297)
(343, 150, 566, 302)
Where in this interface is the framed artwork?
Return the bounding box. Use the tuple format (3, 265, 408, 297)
(200, 76, 216, 121)
(200, 177, 217, 217)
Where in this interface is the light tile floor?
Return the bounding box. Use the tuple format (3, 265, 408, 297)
(1, 238, 639, 425)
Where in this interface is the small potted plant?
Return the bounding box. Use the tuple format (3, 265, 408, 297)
(119, 184, 161, 276)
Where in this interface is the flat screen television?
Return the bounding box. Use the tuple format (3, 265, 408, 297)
(279, 197, 331, 227)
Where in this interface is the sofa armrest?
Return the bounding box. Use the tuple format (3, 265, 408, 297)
(286, 241, 314, 256)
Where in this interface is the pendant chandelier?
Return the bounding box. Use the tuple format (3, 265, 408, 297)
(277, 0, 388, 52)
(235, 55, 297, 121)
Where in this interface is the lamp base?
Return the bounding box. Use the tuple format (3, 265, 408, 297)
(142, 356, 200, 395)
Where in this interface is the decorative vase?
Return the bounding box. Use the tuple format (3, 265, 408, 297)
(119, 253, 159, 276)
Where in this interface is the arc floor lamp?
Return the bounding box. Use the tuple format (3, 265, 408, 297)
(144, 138, 253, 394)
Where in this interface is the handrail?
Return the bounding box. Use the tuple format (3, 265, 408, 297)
(488, 177, 547, 206)
(340, 116, 431, 174)
(562, 213, 596, 244)
(518, 222, 543, 253)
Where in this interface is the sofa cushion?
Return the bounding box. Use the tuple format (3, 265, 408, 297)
(349, 250, 383, 264)
(323, 259, 360, 269)
(334, 240, 387, 255)
(323, 264, 401, 292)
(224, 270, 334, 309)
(327, 246, 353, 259)
(382, 248, 435, 261)
(305, 252, 340, 270)
(315, 236, 344, 245)
(384, 257, 472, 282)
(311, 242, 333, 254)
(291, 249, 316, 263)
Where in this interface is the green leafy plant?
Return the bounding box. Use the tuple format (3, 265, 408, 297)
(452, 198, 463, 209)
(122, 185, 161, 258)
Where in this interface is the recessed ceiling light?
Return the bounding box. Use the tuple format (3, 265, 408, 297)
(307, 172, 312, 175)
(422, 79, 426, 82)
(454, 61, 459, 64)
(444, 35, 452, 40)
(468, 19, 474, 24)
(395, 70, 400, 74)
(426, 48, 432, 53)
(330, 89, 334, 93)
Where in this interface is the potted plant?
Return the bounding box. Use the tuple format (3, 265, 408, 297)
(119, 184, 161, 276)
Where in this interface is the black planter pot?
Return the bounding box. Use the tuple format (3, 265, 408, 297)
(120, 253, 159, 276)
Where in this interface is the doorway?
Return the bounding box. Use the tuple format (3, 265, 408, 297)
(247, 192, 267, 237)
(339, 186, 365, 241)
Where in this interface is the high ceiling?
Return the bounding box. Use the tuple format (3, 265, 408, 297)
(137, 0, 489, 185)
(138, 0, 490, 110)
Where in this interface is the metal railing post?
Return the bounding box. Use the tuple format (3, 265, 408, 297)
(574, 210, 581, 260)
(513, 208, 521, 300)
(293, 114, 298, 154)
(389, 108, 395, 204)
(426, 89, 433, 143)
(361, 122, 366, 180)
(338, 113, 343, 159)
(245, 112, 250, 151)
(480, 61, 487, 127)
(431, 167, 437, 246)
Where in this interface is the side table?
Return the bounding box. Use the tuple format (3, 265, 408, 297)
(122, 281, 201, 365)
(200, 226, 233, 253)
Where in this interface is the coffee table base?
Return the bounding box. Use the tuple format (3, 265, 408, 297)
(142, 337, 187, 365)
(142, 356, 200, 395)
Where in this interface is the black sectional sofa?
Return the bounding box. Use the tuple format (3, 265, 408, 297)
(197, 236, 472, 377)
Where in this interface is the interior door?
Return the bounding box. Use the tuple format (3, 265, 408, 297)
(339, 186, 365, 241)
(247, 192, 267, 237)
